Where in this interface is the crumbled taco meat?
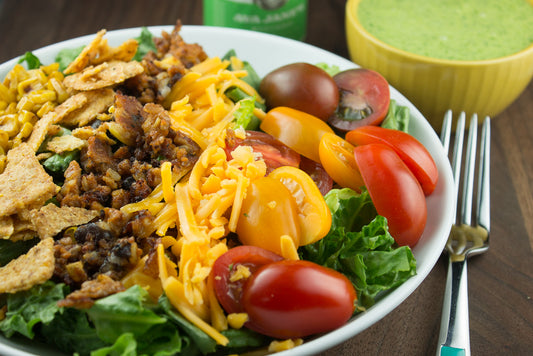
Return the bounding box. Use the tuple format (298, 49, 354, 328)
(57, 274, 126, 309)
(121, 20, 208, 104)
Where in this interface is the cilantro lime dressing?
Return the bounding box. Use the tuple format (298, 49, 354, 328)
(357, 0, 533, 61)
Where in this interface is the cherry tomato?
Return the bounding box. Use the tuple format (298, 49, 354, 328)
(242, 260, 356, 339)
(318, 132, 365, 192)
(224, 129, 300, 173)
(260, 106, 334, 163)
(236, 176, 301, 255)
(353, 143, 426, 247)
(299, 156, 333, 195)
(345, 126, 438, 195)
(328, 68, 390, 132)
(259, 62, 339, 121)
(269, 166, 332, 245)
(211, 246, 283, 314)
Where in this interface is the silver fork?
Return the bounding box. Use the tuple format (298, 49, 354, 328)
(437, 111, 491, 356)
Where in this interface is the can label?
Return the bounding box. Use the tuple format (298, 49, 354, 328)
(203, 0, 308, 40)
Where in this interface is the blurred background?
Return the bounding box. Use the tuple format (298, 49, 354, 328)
(0, 0, 349, 64)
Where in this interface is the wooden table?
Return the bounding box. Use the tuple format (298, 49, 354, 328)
(1, 1, 532, 355)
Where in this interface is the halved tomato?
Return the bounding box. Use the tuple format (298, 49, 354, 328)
(299, 156, 333, 195)
(236, 176, 301, 255)
(346, 125, 438, 195)
(269, 166, 332, 245)
(224, 129, 300, 173)
(211, 245, 283, 315)
(260, 106, 334, 162)
(328, 68, 390, 131)
(353, 143, 427, 247)
(318, 132, 365, 192)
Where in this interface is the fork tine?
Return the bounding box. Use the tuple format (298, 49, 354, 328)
(477, 116, 491, 232)
(440, 110, 453, 152)
(460, 114, 478, 226)
(451, 112, 466, 207)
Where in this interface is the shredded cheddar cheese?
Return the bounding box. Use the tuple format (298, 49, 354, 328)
(229, 264, 252, 282)
(227, 313, 249, 329)
(268, 339, 304, 353)
(117, 54, 281, 347)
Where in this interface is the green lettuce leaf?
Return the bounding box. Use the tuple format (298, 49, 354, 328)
(90, 332, 138, 356)
(43, 150, 80, 174)
(0, 238, 39, 267)
(87, 285, 166, 344)
(55, 46, 84, 72)
(41, 307, 106, 356)
(134, 27, 157, 61)
(159, 294, 216, 355)
(222, 49, 261, 90)
(229, 96, 260, 131)
(0, 282, 67, 338)
(325, 187, 377, 232)
(380, 99, 410, 133)
(315, 62, 341, 76)
(221, 328, 270, 353)
(18, 52, 41, 69)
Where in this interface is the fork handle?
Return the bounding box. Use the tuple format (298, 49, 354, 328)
(437, 257, 471, 356)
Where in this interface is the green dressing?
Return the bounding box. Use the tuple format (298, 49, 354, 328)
(357, 0, 533, 61)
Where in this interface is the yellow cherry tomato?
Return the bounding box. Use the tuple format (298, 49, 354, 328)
(269, 166, 332, 245)
(318, 132, 364, 192)
(260, 106, 334, 163)
(236, 176, 300, 255)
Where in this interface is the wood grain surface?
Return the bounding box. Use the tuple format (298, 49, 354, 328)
(0, 0, 531, 355)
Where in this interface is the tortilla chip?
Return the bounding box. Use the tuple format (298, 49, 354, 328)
(10, 229, 38, 242)
(60, 88, 115, 127)
(0, 237, 55, 293)
(36, 152, 53, 161)
(13, 213, 35, 233)
(64, 30, 139, 75)
(46, 135, 87, 154)
(30, 204, 99, 239)
(96, 39, 139, 64)
(26, 93, 88, 151)
(72, 125, 116, 145)
(0, 216, 14, 239)
(0, 144, 57, 217)
(64, 29, 107, 74)
(63, 60, 144, 91)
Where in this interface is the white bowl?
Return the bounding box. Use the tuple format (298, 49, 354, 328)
(0, 26, 455, 356)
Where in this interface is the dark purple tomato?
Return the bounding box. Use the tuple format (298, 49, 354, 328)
(259, 62, 340, 121)
(328, 68, 390, 131)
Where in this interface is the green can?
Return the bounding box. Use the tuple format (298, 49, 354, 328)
(203, 0, 308, 40)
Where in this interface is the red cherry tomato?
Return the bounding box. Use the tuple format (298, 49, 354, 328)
(345, 126, 438, 195)
(353, 143, 427, 247)
(242, 260, 356, 339)
(211, 246, 284, 315)
(328, 68, 390, 132)
(224, 129, 300, 173)
(259, 62, 340, 121)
